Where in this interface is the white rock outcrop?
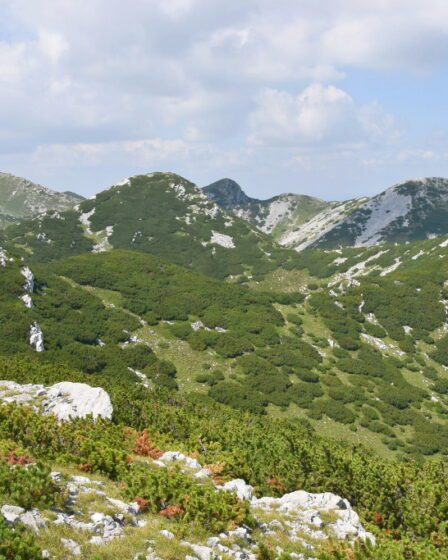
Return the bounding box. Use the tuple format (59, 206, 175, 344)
(210, 231, 235, 249)
(221, 479, 254, 501)
(252, 490, 375, 544)
(45, 382, 113, 421)
(21, 266, 35, 293)
(21, 294, 33, 309)
(0, 248, 12, 267)
(0, 380, 113, 421)
(1, 505, 46, 532)
(29, 322, 45, 352)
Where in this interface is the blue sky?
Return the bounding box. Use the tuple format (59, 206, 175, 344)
(0, 0, 448, 200)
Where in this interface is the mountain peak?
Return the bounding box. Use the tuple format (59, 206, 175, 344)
(0, 172, 83, 228)
(203, 178, 255, 208)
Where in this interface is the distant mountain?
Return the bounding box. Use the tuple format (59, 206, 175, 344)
(203, 178, 331, 241)
(203, 178, 254, 208)
(314, 177, 448, 248)
(1, 172, 295, 279)
(63, 190, 85, 201)
(0, 172, 84, 228)
(204, 176, 448, 251)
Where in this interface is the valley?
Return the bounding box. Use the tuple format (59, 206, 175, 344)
(1, 171, 448, 559)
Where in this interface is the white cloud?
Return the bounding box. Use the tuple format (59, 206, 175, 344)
(0, 0, 447, 197)
(397, 148, 439, 161)
(38, 30, 68, 63)
(248, 84, 398, 148)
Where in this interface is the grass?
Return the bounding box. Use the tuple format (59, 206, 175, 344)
(60, 276, 235, 392)
(135, 322, 234, 392)
(249, 267, 311, 293)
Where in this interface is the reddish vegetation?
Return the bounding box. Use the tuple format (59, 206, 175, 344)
(135, 496, 150, 512)
(374, 511, 384, 525)
(204, 462, 226, 485)
(134, 429, 164, 459)
(6, 450, 34, 465)
(267, 478, 285, 493)
(159, 504, 184, 518)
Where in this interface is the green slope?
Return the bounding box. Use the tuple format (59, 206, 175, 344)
(1, 172, 298, 280)
(0, 172, 83, 228)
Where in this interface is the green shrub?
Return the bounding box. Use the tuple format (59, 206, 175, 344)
(0, 461, 61, 510)
(122, 463, 249, 532)
(0, 515, 42, 559)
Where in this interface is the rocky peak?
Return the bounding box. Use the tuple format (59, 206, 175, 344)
(203, 178, 255, 208)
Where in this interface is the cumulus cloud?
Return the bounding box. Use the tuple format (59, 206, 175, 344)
(0, 0, 446, 197)
(248, 84, 398, 149)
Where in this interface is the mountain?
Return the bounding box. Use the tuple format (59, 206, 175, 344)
(204, 176, 448, 252)
(1, 172, 448, 558)
(0, 172, 84, 228)
(203, 178, 367, 249)
(313, 177, 448, 248)
(1, 172, 296, 279)
(203, 178, 254, 207)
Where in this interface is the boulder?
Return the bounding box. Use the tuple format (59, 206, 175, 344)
(222, 479, 254, 501)
(0, 380, 113, 421)
(45, 382, 113, 420)
(1, 505, 25, 523)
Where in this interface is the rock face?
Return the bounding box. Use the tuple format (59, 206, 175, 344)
(29, 322, 44, 352)
(20, 266, 35, 308)
(21, 266, 35, 293)
(203, 178, 330, 243)
(21, 294, 33, 308)
(314, 177, 448, 248)
(0, 380, 113, 421)
(204, 176, 448, 250)
(203, 178, 254, 208)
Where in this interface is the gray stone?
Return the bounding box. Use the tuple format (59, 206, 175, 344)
(222, 479, 254, 501)
(160, 529, 175, 539)
(61, 538, 81, 556)
(1, 505, 25, 523)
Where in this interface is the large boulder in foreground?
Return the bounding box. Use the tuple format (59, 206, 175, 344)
(45, 382, 113, 421)
(0, 380, 113, 421)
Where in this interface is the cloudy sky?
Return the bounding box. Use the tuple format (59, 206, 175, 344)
(1, 0, 448, 199)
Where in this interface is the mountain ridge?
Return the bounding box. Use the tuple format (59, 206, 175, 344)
(0, 171, 296, 279)
(203, 176, 448, 250)
(0, 171, 84, 228)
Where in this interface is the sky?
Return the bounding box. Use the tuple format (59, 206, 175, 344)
(1, 0, 448, 200)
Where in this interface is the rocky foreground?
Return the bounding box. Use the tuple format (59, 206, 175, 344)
(0, 381, 374, 559)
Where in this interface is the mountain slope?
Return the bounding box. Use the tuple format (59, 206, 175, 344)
(314, 177, 448, 248)
(203, 178, 329, 237)
(204, 176, 448, 252)
(1, 172, 295, 279)
(0, 172, 83, 228)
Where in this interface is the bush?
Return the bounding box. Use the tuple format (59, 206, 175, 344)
(0, 461, 61, 510)
(122, 463, 249, 532)
(0, 515, 42, 559)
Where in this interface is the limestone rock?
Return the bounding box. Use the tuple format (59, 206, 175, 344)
(0, 380, 113, 421)
(29, 322, 44, 352)
(21, 266, 35, 293)
(45, 382, 113, 420)
(61, 538, 81, 556)
(1, 504, 25, 523)
(20, 294, 33, 308)
(222, 479, 254, 501)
